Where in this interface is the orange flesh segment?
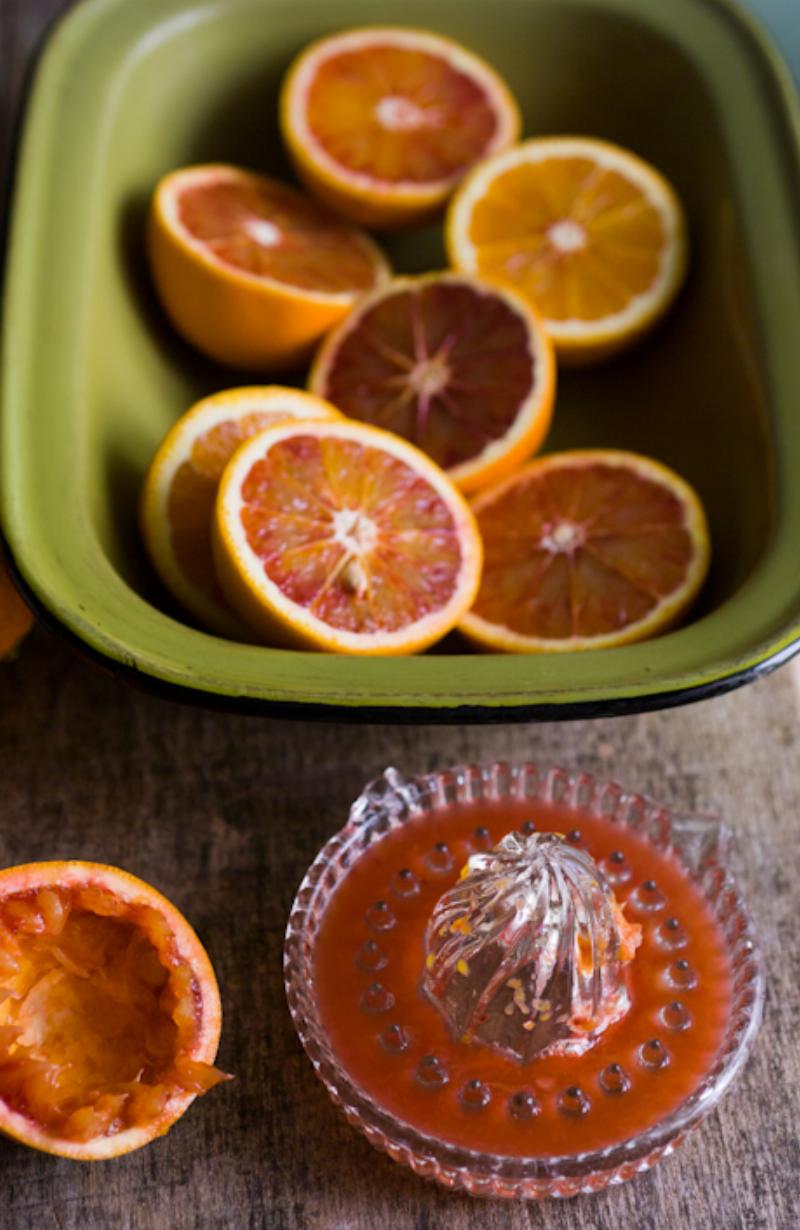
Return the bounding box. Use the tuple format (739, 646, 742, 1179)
(319, 282, 535, 470)
(306, 46, 500, 184)
(473, 463, 695, 638)
(239, 435, 464, 634)
(0, 888, 226, 1142)
(468, 158, 665, 321)
(177, 177, 381, 292)
(168, 410, 293, 600)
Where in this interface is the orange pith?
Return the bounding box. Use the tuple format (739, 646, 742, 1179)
(460, 450, 710, 652)
(0, 863, 226, 1160)
(309, 275, 555, 493)
(213, 420, 483, 654)
(447, 138, 687, 363)
(280, 28, 521, 227)
(140, 387, 341, 638)
(148, 165, 390, 369)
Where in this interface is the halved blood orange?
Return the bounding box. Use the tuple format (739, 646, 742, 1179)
(280, 28, 521, 228)
(140, 386, 341, 639)
(148, 164, 390, 369)
(460, 449, 710, 652)
(0, 556, 33, 658)
(309, 274, 555, 493)
(0, 861, 228, 1160)
(447, 137, 688, 364)
(212, 419, 483, 654)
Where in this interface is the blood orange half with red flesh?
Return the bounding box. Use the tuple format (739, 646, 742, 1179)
(280, 27, 520, 228)
(310, 274, 555, 493)
(460, 450, 710, 652)
(149, 164, 390, 369)
(213, 419, 482, 654)
(172, 169, 383, 291)
(0, 862, 227, 1159)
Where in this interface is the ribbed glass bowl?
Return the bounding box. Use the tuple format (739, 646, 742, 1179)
(283, 764, 764, 1199)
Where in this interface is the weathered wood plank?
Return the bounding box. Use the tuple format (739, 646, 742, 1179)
(0, 622, 797, 1230)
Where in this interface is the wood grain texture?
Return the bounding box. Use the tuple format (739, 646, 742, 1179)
(2, 2, 799, 1228)
(1, 628, 798, 1230)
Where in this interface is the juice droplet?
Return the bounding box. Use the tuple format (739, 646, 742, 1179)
(661, 1000, 692, 1031)
(602, 850, 632, 885)
(366, 900, 396, 932)
(381, 1023, 409, 1054)
(416, 1055, 448, 1089)
(631, 879, 666, 913)
(656, 917, 688, 950)
(392, 868, 419, 899)
(460, 1079, 491, 1111)
(638, 1038, 670, 1070)
(668, 958, 698, 989)
(356, 939, 387, 972)
(599, 1062, 631, 1095)
(427, 842, 453, 873)
(508, 1089, 540, 1121)
(360, 982, 395, 1015)
(558, 1086, 591, 1118)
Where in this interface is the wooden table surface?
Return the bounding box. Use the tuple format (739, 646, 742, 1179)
(2, 1, 800, 1227)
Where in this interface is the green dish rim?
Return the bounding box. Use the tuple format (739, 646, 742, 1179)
(6, 543, 798, 723)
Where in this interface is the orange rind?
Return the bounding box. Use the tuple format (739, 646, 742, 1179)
(0, 861, 228, 1160)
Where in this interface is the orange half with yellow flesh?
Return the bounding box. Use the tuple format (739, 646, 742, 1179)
(140, 386, 341, 639)
(447, 137, 688, 364)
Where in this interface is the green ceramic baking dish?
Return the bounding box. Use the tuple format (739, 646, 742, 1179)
(3, 0, 800, 720)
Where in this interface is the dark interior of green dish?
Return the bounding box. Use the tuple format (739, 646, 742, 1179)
(89, 0, 774, 641)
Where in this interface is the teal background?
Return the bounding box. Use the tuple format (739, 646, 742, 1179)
(750, 0, 800, 79)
